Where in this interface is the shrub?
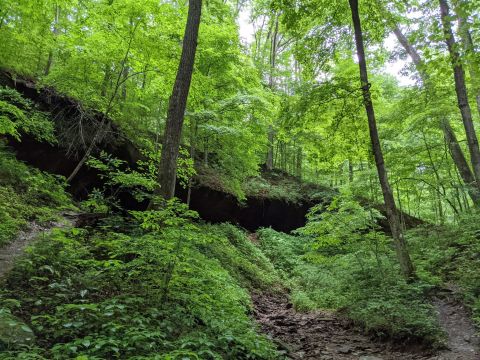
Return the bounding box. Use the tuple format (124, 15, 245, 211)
(0, 207, 280, 359)
(0, 87, 55, 143)
(255, 193, 444, 345)
(0, 148, 72, 246)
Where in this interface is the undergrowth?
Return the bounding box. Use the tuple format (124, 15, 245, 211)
(0, 87, 71, 246)
(255, 193, 446, 346)
(0, 148, 72, 246)
(243, 170, 336, 204)
(406, 212, 480, 328)
(0, 203, 282, 359)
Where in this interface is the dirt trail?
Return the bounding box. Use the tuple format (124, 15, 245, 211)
(432, 288, 480, 360)
(252, 292, 479, 360)
(0, 214, 77, 278)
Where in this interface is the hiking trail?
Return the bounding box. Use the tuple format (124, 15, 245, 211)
(252, 291, 479, 360)
(0, 213, 78, 279)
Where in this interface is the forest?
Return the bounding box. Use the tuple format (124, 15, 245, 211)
(0, 0, 479, 358)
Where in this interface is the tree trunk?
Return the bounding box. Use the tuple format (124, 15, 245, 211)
(441, 118, 480, 205)
(392, 26, 425, 78)
(439, 0, 480, 183)
(348, 159, 354, 182)
(152, 0, 202, 202)
(266, 126, 274, 170)
(266, 14, 279, 171)
(67, 22, 140, 182)
(121, 65, 129, 101)
(101, 64, 111, 97)
(393, 24, 480, 206)
(296, 146, 302, 179)
(349, 0, 416, 280)
(455, 10, 480, 118)
(44, 5, 60, 76)
(187, 117, 198, 207)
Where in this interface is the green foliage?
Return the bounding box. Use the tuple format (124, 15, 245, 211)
(84, 148, 198, 212)
(257, 206, 444, 344)
(255, 228, 305, 277)
(176, 148, 197, 189)
(406, 212, 480, 327)
(198, 224, 281, 290)
(0, 147, 71, 246)
(197, 167, 336, 203)
(0, 307, 35, 350)
(0, 208, 281, 358)
(0, 87, 55, 143)
(1, 0, 480, 355)
(84, 151, 157, 212)
(243, 172, 307, 204)
(299, 192, 386, 257)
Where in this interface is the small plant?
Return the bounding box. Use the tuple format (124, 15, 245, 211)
(1, 215, 281, 358)
(0, 87, 56, 143)
(0, 147, 72, 246)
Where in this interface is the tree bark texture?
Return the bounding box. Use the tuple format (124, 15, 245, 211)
(349, 0, 416, 280)
(154, 0, 202, 201)
(393, 24, 480, 206)
(439, 0, 480, 183)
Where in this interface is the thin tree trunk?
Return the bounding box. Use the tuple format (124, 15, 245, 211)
(296, 146, 302, 179)
(349, 0, 416, 280)
(348, 159, 354, 182)
(441, 118, 480, 205)
(439, 0, 480, 183)
(203, 138, 208, 166)
(392, 26, 425, 79)
(141, 64, 148, 90)
(67, 22, 140, 182)
(266, 126, 274, 170)
(121, 65, 129, 101)
(187, 117, 198, 207)
(45, 5, 60, 76)
(101, 64, 111, 97)
(454, 3, 480, 117)
(152, 0, 202, 202)
(280, 141, 287, 171)
(266, 14, 279, 171)
(393, 24, 480, 206)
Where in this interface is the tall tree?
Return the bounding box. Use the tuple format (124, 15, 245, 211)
(391, 25, 480, 206)
(441, 118, 480, 205)
(348, 0, 416, 280)
(44, 4, 60, 76)
(153, 0, 202, 201)
(266, 14, 279, 171)
(454, 1, 480, 117)
(439, 0, 480, 183)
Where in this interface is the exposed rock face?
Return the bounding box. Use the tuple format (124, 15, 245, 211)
(1, 70, 423, 233)
(0, 71, 142, 199)
(177, 185, 312, 232)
